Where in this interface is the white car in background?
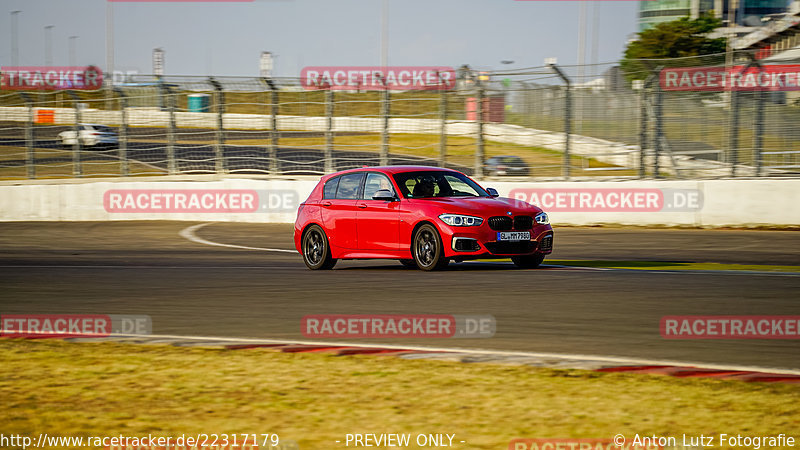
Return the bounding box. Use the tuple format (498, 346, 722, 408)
(58, 124, 119, 147)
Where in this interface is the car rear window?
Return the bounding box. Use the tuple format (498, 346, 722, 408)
(323, 177, 340, 199)
(335, 173, 364, 199)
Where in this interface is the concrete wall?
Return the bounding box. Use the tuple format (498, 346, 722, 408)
(1, 178, 798, 227)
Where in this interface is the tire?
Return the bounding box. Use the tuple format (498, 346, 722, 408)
(398, 259, 417, 268)
(301, 225, 337, 270)
(512, 253, 545, 269)
(412, 224, 449, 271)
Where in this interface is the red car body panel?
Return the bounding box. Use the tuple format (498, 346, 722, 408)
(294, 166, 553, 262)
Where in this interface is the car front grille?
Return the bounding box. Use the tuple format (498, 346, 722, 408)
(453, 238, 480, 252)
(513, 216, 533, 230)
(488, 216, 513, 231)
(484, 241, 537, 255)
(539, 234, 553, 252)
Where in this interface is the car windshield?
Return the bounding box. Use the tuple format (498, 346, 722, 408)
(392, 171, 488, 199)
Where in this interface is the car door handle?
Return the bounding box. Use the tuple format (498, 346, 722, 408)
(322, 201, 332, 207)
(357, 203, 367, 209)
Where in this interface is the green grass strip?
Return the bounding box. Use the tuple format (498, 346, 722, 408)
(1, 340, 798, 449)
(546, 260, 800, 273)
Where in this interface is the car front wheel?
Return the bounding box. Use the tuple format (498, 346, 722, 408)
(412, 224, 449, 271)
(512, 254, 545, 269)
(302, 225, 337, 270)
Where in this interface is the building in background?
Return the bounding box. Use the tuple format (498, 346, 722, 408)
(638, 0, 790, 31)
(260, 52, 273, 78)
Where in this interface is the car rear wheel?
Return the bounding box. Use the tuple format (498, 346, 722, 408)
(302, 225, 337, 270)
(412, 224, 449, 271)
(512, 254, 545, 269)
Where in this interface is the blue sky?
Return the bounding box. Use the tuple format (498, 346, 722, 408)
(1, 0, 640, 77)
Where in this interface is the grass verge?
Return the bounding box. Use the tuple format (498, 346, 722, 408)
(1, 339, 798, 449)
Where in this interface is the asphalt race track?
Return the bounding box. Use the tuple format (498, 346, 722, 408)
(1, 222, 799, 370)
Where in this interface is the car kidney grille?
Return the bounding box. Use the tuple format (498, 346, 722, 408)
(513, 216, 533, 230)
(488, 216, 513, 231)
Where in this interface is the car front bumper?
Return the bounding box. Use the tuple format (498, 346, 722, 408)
(439, 223, 553, 259)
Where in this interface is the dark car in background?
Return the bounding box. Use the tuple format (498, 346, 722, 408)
(484, 155, 530, 176)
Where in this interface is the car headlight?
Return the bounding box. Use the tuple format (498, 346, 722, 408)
(535, 212, 549, 225)
(439, 214, 483, 227)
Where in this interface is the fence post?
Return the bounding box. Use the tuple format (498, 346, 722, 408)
(167, 88, 177, 175)
(653, 70, 664, 179)
(475, 86, 485, 179)
(325, 88, 334, 173)
(754, 83, 765, 177)
(113, 87, 129, 176)
(439, 80, 448, 168)
(728, 87, 740, 177)
(210, 78, 226, 175)
(381, 79, 390, 166)
(66, 90, 82, 177)
(729, 58, 761, 178)
(260, 77, 280, 176)
(158, 76, 177, 175)
(19, 93, 35, 179)
(635, 78, 650, 179)
(548, 63, 571, 179)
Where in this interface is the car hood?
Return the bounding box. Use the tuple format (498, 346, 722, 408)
(413, 196, 544, 216)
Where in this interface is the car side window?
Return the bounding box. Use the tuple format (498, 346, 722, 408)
(335, 173, 364, 200)
(323, 177, 340, 200)
(362, 173, 394, 199)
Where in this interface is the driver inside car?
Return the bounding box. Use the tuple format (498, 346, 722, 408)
(412, 176, 436, 198)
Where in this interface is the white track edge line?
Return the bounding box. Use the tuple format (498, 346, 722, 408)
(179, 222, 296, 253)
(62, 332, 800, 376)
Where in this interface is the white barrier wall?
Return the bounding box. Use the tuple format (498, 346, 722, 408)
(0, 178, 798, 227)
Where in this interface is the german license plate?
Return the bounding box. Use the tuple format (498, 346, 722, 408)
(497, 231, 530, 241)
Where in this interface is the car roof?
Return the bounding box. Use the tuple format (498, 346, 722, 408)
(320, 165, 459, 181)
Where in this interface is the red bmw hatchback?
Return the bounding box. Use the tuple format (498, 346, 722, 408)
(294, 166, 553, 271)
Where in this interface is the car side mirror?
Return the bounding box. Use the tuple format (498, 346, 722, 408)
(372, 189, 396, 201)
(486, 188, 499, 197)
